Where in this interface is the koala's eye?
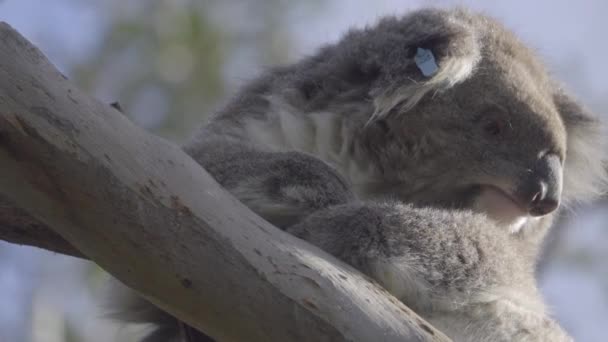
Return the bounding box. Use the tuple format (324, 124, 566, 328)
(482, 118, 507, 137)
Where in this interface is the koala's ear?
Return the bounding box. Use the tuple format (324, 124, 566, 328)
(369, 9, 481, 121)
(554, 90, 608, 204)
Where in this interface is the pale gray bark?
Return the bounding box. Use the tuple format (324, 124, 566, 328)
(0, 22, 450, 342)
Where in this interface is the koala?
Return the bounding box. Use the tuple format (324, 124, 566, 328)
(110, 7, 607, 342)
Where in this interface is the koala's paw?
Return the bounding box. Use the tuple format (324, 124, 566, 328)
(231, 152, 355, 228)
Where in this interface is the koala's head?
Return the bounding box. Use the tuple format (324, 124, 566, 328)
(342, 8, 608, 231)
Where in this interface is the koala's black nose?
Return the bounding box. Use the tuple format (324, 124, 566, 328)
(522, 153, 562, 217)
(527, 181, 559, 216)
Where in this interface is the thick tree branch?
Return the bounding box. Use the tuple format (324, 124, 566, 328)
(0, 194, 84, 258)
(0, 22, 450, 341)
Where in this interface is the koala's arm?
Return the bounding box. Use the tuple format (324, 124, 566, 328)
(183, 137, 355, 228)
(287, 202, 572, 342)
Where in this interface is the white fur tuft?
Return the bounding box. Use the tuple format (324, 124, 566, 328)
(370, 49, 480, 123)
(562, 121, 608, 206)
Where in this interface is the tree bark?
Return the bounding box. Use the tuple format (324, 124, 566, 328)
(0, 194, 83, 258)
(0, 22, 450, 342)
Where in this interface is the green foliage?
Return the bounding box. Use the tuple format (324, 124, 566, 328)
(75, 1, 225, 141)
(73, 0, 323, 142)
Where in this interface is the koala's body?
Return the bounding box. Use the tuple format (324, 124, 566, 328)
(113, 8, 607, 342)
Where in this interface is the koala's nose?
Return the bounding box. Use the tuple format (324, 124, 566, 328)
(527, 181, 559, 216)
(521, 153, 562, 217)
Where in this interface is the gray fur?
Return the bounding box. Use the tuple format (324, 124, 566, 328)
(111, 7, 607, 341)
(287, 203, 563, 341)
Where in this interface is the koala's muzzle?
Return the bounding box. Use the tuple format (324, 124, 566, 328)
(518, 153, 562, 216)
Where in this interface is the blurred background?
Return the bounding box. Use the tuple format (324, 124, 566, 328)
(0, 0, 606, 341)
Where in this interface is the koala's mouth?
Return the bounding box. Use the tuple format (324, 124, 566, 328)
(473, 185, 529, 231)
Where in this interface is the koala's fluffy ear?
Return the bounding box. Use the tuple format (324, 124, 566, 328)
(367, 9, 481, 121)
(554, 89, 608, 204)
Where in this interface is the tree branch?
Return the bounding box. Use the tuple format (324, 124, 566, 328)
(0, 194, 84, 258)
(0, 22, 450, 341)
